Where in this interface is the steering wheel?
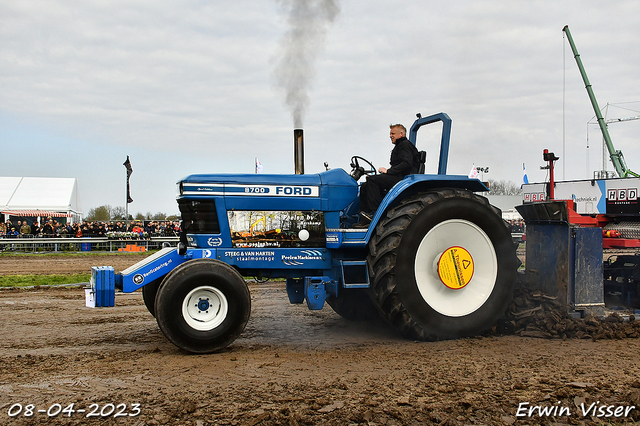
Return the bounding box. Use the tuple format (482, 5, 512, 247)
(350, 156, 377, 180)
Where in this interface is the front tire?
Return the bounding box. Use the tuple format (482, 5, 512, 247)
(368, 189, 519, 340)
(142, 279, 161, 317)
(155, 259, 251, 353)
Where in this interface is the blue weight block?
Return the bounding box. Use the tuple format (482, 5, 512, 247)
(91, 266, 115, 307)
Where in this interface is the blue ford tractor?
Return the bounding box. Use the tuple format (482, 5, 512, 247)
(92, 112, 519, 353)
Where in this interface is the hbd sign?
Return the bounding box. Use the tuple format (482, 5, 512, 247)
(607, 188, 638, 201)
(606, 186, 638, 215)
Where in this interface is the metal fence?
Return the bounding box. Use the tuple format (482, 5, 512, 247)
(0, 235, 180, 253)
(2, 233, 525, 253)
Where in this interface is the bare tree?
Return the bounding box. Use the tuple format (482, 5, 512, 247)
(111, 206, 126, 220)
(487, 179, 522, 195)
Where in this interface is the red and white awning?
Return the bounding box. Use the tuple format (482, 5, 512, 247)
(1, 210, 73, 218)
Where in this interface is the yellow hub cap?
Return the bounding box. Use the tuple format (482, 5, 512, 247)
(437, 246, 474, 290)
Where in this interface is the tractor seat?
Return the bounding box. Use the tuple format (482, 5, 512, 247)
(381, 150, 427, 196)
(417, 150, 427, 174)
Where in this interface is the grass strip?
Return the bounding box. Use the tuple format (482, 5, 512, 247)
(0, 273, 90, 288)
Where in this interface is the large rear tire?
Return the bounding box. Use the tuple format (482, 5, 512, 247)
(368, 189, 519, 340)
(155, 259, 251, 353)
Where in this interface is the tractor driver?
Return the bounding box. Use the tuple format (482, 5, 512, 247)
(355, 124, 421, 228)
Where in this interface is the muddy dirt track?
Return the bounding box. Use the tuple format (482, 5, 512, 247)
(1, 254, 640, 425)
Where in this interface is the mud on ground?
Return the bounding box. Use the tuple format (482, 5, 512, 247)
(1, 253, 640, 425)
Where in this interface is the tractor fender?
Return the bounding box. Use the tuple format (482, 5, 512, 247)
(365, 174, 489, 238)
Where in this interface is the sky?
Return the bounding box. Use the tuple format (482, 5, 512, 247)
(2, 0, 640, 217)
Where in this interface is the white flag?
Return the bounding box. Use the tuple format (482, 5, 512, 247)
(468, 164, 479, 179)
(255, 157, 263, 174)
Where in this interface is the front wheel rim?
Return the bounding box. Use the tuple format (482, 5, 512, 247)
(182, 286, 229, 331)
(414, 219, 498, 317)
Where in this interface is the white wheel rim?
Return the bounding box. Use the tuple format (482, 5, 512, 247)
(414, 219, 497, 317)
(182, 286, 229, 331)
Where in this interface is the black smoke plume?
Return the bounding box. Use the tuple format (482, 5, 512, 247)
(273, 0, 340, 128)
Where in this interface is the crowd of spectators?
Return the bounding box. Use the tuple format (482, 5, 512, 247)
(507, 219, 525, 233)
(0, 218, 180, 239)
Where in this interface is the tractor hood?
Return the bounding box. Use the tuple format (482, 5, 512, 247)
(177, 168, 358, 213)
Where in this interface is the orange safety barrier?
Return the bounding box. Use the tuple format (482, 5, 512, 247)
(118, 244, 146, 252)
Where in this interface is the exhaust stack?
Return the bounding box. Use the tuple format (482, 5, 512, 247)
(294, 129, 304, 174)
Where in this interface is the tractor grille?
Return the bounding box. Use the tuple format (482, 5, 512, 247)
(178, 199, 221, 234)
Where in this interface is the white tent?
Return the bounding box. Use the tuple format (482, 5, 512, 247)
(0, 177, 82, 223)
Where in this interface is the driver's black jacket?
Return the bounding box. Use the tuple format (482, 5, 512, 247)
(385, 136, 421, 177)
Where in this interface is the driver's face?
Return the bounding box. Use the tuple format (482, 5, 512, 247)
(390, 128, 404, 144)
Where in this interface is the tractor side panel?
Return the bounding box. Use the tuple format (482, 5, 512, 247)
(218, 248, 331, 270)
